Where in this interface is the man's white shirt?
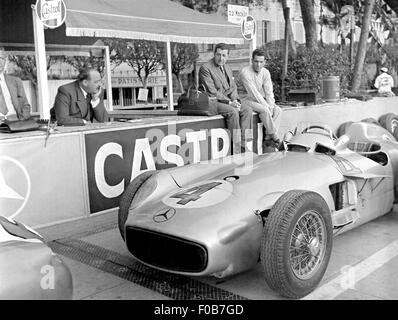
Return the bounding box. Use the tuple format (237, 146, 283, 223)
(374, 73, 394, 93)
(79, 86, 100, 108)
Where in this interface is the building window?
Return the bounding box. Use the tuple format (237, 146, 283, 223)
(112, 88, 120, 106)
(123, 87, 134, 106)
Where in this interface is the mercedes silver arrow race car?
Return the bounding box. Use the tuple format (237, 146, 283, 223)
(118, 121, 398, 298)
(0, 216, 73, 299)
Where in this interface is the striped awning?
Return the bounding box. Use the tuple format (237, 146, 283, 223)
(64, 0, 244, 44)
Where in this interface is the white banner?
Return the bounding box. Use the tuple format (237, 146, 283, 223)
(227, 4, 249, 25)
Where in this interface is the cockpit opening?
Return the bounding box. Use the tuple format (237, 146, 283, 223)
(287, 144, 310, 152)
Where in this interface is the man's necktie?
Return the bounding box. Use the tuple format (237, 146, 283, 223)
(86, 93, 93, 121)
(86, 93, 92, 106)
(220, 66, 230, 85)
(0, 85, 9, 115)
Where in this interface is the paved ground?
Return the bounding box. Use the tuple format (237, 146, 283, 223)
(37, 205, 398, 300)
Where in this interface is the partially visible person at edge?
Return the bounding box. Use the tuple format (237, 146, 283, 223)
(50, 67, 109, 126)
(0, 47, 31, 121)
(237, 48, 282, 148)
(199, 43, 253, 153)
(374, 67, 395, 97)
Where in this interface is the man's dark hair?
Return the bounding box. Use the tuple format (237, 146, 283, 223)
(252, 48, 266, 60)
(214, 43, 230, 53)
(78, 67, 96, 81)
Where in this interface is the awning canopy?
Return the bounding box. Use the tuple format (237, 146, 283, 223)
(64, 0, 244, 44)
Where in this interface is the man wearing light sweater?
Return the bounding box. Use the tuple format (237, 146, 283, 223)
(238, 48, 282, 146)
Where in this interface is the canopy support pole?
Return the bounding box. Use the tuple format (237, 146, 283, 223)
(31, 5, 50, 119)
(249, 27, 257, 63)
(165, 40, 174, 111)
(104, 46, 113, 111)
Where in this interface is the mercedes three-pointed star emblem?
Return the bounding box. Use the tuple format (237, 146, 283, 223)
(153, 208, 176, 223)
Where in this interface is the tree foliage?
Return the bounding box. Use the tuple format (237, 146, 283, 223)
(7, 55, 57, 86)
(262, 40, 352, 101)
(104, 39, 164, 88)
(171, 42, 199, 92)
(172, 0, 264, 14)
(64, 54, 105, 77)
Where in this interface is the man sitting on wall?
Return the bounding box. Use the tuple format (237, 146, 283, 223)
(51, 67, 109, 125)
(199, 43, 252, 153)
(237, 48, 282, 147)
(0, 47, 32, 121)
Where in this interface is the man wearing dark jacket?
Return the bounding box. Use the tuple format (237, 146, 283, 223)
(199, 43, 252, 153)
(51, 68, 109, 125)
(0, 47, 31, 120)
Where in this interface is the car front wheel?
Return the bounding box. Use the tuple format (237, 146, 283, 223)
(261, 190, 333, 299)
(118, 171, 155, 240)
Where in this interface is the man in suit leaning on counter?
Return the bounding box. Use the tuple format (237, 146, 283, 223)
(51, 67, 109, 126)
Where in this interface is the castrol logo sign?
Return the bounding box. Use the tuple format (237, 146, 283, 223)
(241, 15, 256, 41)
(35, 0, 66, 29)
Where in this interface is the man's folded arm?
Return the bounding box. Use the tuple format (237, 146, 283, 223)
(92, 99, 109, 122)
(240, 72, 269, 107)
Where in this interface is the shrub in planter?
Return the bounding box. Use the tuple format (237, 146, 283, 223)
(262, 42, 352, 101)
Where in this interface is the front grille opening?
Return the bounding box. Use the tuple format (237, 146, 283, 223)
(126, 227, 208, 273)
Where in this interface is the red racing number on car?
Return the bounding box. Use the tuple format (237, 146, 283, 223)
(170, 182, 222, 205)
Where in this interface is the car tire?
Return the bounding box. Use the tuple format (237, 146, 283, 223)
(378, 113, 398, 135)
(361, 117, 379, 125)
(260, 190, 333, 299)
(393, 127, 398, 142)
(118, 171, 155, 240)
(337, 121, 353, 137)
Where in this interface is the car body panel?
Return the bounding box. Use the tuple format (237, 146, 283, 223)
(0, 216, 73, 300)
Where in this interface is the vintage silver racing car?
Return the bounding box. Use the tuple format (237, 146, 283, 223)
(0, 216, 73, 299)
(118, 121, 398, 298)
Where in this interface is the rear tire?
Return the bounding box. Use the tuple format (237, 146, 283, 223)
(393, 128, 398, 142)
(261, 190, 333, 299)
(378, 113, 398, 134)
(118, 171, 155, 240)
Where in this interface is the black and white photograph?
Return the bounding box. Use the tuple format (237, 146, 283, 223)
(1, 0, 398, 309)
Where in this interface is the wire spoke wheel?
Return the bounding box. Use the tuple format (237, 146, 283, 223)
(289, 210, 326, 280)
(261, 190, 333, 299)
